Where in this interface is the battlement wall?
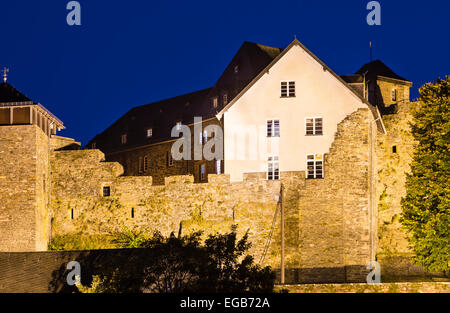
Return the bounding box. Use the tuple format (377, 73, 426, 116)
(49, 109, 375, 283)
(50, 149, 281, 266)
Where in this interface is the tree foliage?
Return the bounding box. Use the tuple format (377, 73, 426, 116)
(401, 77, 450, 273)
(77, 228, 275, 293)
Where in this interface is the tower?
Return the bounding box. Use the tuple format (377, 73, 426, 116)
(0, 77, 64, 251)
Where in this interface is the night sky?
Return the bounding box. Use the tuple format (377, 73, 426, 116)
(0, 1, 448, 145)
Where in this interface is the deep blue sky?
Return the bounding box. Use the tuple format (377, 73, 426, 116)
(0, 1, 448, 144)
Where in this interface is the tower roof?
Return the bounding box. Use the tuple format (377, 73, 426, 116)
(356, 60, 410, 83)
(0, 81, 64, 129)
(0, 82, 32, 104)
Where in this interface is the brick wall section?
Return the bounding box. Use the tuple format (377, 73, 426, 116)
(0, 125, 50, 251)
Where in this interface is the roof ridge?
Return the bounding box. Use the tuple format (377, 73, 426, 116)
(138, 86, 213, 109)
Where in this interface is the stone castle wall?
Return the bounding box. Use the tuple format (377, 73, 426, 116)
(375, 101, 418, 275)
(49, 109, 374, 283)
(278, 108, 374, 283)
(0, 125, 50, 252)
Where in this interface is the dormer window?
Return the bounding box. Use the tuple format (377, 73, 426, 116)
(212, 97, 218, 108)
(121, 134, 127, 145)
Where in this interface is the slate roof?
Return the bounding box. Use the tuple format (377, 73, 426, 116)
(88, 42, 283, 152)
(0, 82, 33, 104)
(356, 60, 410, 82)
(0, 81, 65, 128)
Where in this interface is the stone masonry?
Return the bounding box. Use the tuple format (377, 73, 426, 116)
(48, 109, 374, 283)
(0, 124, 50, 252)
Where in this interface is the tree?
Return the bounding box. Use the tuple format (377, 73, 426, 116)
(77, 228, 275, 293)
(401, 77, 450, 273)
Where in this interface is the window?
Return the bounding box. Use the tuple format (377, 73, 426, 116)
(200, 164, 207, 181)
(103, 186, 111, 197)
(234, 65, 239, 73)
(143, 156, 149, 172)
(121, 134, 127, 144)
(167, 151, 174, 167)
(306, 154, 323, 179)
(267, 120, 280, 137)
(212, 97, 218, 108)
(71, 209, 74, 220)
(176, 121, 182, 131)
(281, 81, 295, 97)
(267, 156, 280, 180)
(146, 128, 153, 138)
(91, 142, 96, 149)
(306, 118, 323, 135)
(138, 157, 143, 173)
(203, 130, 208, 143)
(131, 208, 135, 219)
(392, 146, 397, 154)
(215, 160, 221, 174)
(392, 89, 397, 101)
(223, 94, 228, 105)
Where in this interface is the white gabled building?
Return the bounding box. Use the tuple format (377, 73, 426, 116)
(217, 39, 385, 182)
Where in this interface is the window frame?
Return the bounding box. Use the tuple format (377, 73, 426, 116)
(201, 164, 206, 180)
(121, 133, 127, 145)
(212, 97, 218, 108)
(143, 155, 149, 172)
(267, 156, 280, 181)
(267, 119, 280, 137)
(306, 154, 324, 179)
(215, 160, 221, 174)
(167, 151, 174, 167)
(103, 186, 111, 197)
(392, 89, 397, 101)
(223, 93, 228, 106)
(281, 81, 295, 98)
(305, 117, 323, 136)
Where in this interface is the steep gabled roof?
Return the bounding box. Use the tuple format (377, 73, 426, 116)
(88, 41, 284, 150)
(216, 39, 386, 134)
